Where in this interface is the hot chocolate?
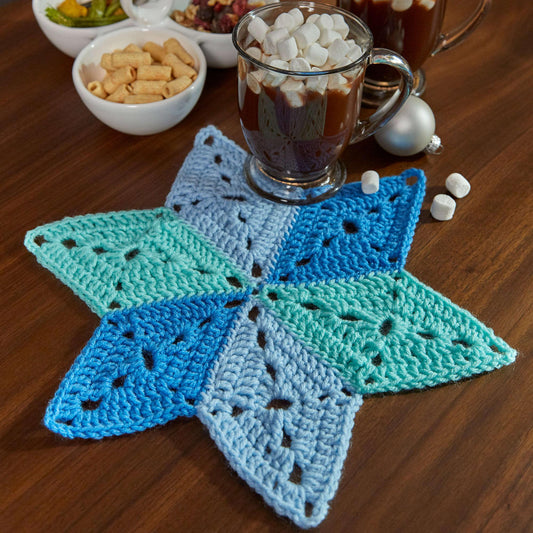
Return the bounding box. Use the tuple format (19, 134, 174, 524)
(339, 0, 446, 82)
(233, 2, 414, 203)
(239, 70, 363, 178)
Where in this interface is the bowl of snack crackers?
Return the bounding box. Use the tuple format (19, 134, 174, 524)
(72, 26, 206, 134)
(168, 0, 277, 68)
(33, 0, 135, 58)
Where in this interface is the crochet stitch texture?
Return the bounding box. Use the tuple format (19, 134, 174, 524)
(25, 126, 516, 528)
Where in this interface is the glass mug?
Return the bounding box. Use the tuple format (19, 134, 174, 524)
(337, 0, 492, 104)
(233, 1, 413, 205)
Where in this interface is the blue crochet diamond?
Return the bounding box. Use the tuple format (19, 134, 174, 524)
(45, 292, 245, 439)
(270, 169, 425, 284)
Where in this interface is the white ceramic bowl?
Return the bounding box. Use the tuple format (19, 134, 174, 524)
(73, 26, 207, 135)
(32, 0, 134, 58)
(164, 0, 280, 68)
(165, 18, 236, 69)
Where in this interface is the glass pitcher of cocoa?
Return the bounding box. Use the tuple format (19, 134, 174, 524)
(338, 0, 491, 104)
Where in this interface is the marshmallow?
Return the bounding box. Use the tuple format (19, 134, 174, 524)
(274, 12, 297, 31)
(305, 42, 329, 67)
(293, 23, 320, 49)
(248, 17, 270, 44)
(281, 78, 305, 92)
(280, 78, 305, 107)
(328, 38, 350, 65)
(263, 71, 286, 87)
(269, 58, 289, 70)
(246, 72, 262, 94)
(264, 58, 288, 87)
(327, 72, 350, 94)
(419, 0, 436, 9)
(263, 27, 290, 55)
(264, 54, 280, 64)
(319, 29, 342, 47)
(346, 43, 363, 62)
(306, 13, 320, 25)
(430, 194, 456, 221)
(445, 173, 471, 198)
(391, 0, 413, 12)
(245, 46, 262, 61)
(335, 57, 354, 69)
(306, 68, 328, 94)
(332, 13, 350, 39)
(361, 170, 380, 194)
(278, 37, 298, 61)
(289, 57, 311, 72)
(288, 7, 304, 27)
(316, 13, 334, 31)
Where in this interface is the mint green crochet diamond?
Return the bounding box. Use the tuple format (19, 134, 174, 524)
(259, 270, 516, 394)
(24, 208, 248, 316)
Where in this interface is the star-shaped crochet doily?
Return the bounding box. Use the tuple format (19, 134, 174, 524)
(25, 126, 516, 528)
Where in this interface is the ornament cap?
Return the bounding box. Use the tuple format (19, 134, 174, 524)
(425, 134, 444, 154)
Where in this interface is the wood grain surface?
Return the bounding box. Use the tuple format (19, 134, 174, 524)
(0, 1, 531, 532)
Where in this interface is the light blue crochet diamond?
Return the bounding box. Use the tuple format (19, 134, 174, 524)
(197, 300, 362, 528)
(165, 126, 298, 282)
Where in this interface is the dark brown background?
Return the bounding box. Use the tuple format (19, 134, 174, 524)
(1, 0, 531, 531)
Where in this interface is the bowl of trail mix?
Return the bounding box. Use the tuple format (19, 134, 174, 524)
(169, 0, 277, 68)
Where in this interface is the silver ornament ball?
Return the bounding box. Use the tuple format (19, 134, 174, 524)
(375, 96, 438, 156)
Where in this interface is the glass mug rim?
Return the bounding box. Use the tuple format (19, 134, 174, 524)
(232, 1, 374, 77)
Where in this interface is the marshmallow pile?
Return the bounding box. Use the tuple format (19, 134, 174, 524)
(354, 0, 436, 12)
(243, 8, 363, 104)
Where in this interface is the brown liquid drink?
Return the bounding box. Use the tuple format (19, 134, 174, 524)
(239, 69, 363, 177)
(233, 2, 413, 203)
(339, 0, 446, 82)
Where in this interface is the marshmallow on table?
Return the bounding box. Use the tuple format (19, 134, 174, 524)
(445, 173, 471, 198)
(430, 194, 456, 221)
(361, 170, 380, 194)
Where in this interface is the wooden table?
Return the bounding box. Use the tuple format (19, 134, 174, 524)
(1, 1, 531, 531)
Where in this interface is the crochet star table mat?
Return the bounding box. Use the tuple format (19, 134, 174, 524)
(25, 126, 516, 528)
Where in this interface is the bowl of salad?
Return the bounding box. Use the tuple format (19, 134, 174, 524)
(33, 0, 134, 58)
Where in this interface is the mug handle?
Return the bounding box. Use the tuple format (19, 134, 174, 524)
(432, 0, 491, 55)
(120, 0, 174, 27)
(351, 48, 413, 143)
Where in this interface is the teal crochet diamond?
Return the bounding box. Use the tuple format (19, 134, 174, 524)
(24, 126, 516, 528)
